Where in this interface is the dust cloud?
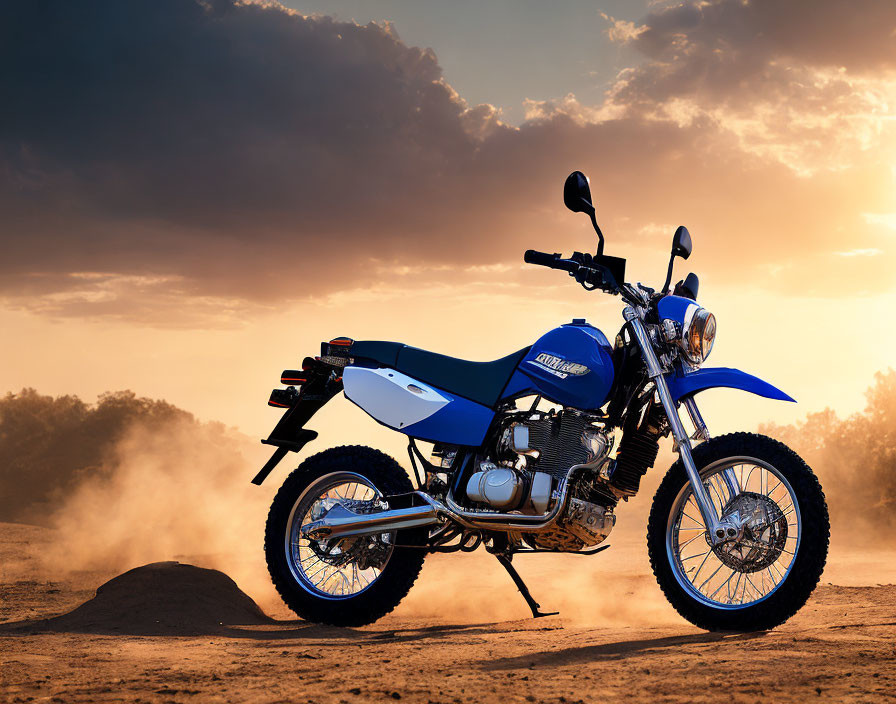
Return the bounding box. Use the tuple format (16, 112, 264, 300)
(8, 370, 896, 625)
(761, 369, 896, 545)
(38, 409, 676, 625)
(41, 415, 280, 609)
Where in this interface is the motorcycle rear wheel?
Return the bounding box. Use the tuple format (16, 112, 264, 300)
(265, 445, 426, 627)
(647, 432, 829, 631)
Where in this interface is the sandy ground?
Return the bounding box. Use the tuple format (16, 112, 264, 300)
(2, 521, 895, 703)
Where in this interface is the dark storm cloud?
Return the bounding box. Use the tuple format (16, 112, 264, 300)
(0, 0, 893, 321)
(0, 0, 502, 298)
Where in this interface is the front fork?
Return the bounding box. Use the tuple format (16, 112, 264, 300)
(624, 309, 740, 546)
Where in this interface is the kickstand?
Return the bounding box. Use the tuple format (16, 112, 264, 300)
(495, 553, 559, 618)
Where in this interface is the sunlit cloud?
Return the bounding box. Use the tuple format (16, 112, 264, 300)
(834, 248, 884, 257)
(600, 13, 647, 44)
(637, 223, 676, 240)
(863, 213, 896, 230)
(596, 1, 896, 176)
(0, 272, 271, 328)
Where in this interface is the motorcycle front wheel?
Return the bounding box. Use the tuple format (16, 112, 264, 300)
(264, 445, 426, 627)
(647, 432, 829, 631)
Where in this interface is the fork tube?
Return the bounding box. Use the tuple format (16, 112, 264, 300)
(683, 396, 709, 441)
(624, 310, 723, 538)
(683, 395, 740, 498)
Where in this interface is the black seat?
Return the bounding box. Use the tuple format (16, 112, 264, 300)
(350, 340, 530, 408)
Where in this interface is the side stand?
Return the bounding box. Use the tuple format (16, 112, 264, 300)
(494, 553, 559, 618)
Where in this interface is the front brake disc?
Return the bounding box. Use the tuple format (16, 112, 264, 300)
(713, 491, 788, 573)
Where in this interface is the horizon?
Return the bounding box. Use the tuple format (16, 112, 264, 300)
(2, 0, 895, 445)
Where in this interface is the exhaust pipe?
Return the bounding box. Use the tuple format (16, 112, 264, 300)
(301, 466, 584, 541)
(301, 502, 440, 540)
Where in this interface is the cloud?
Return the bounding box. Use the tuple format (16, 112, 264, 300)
(0, 0, 894, 324)
(600, 13, 646, 44)
(0, 0, 504, 302)
(834, 248, 883, 257)
(863, 213, 896, 230)
(604, 0, 896, 175)
(628, 0, 896, 74)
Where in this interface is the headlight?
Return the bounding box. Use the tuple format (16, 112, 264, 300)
(683, 308, 716, 363)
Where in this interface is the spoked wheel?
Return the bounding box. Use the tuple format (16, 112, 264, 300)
(669, 459, 797, 607)
(648, 433, 829, 631)
(265, 446, 426, 626)
(286, 472, 393, 598)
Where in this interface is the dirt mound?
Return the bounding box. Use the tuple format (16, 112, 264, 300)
(20, 562, 273, 635)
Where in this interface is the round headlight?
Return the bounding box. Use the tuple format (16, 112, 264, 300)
(684, 308, 716, 363)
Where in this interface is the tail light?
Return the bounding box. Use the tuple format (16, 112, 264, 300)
(320, 337, 353, 367)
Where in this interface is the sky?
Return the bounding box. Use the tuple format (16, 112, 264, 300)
(279, 0, 651, 123)
(2, 0, 895, 456)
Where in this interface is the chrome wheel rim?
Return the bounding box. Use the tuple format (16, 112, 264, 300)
(285, 472, 394, 600)
(666, 457, 801, 610)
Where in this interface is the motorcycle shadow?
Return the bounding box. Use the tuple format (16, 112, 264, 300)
(484, 630, 768, 670)
(225, 619, 555, 643)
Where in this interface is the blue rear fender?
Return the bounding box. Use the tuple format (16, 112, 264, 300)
(665, 367, 796, 403)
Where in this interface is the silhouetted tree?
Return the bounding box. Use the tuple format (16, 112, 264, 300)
(762, 369, 896, 534)
(0, 389, 191, 524)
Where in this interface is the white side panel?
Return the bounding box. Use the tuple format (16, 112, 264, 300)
(343, 367, 450, 430)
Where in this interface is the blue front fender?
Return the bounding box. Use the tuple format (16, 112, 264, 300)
(665, 367, 796, 403)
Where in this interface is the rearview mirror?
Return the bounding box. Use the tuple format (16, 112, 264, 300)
(672, 225, 692, 260)
(563, 171, 595, 216)
(663, 226, 693, 293)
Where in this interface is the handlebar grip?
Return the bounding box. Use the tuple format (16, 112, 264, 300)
(524, 249, 580, 273)
(552, 258, 580, 273)
(524, 249, 557, 266)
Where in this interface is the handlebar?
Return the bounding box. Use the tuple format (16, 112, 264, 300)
(524, 249, 617, 292)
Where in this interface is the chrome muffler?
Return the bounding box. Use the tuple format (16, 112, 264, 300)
(301, 502, 440, 540)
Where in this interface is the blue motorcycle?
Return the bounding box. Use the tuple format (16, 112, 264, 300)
(254, 171, 829, 631)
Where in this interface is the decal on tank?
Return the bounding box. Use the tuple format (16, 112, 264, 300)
(526, 353, 591, 379)
(501, 322, 616, 409)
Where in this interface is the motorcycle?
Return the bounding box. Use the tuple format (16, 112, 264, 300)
(253, 171, 829, 631)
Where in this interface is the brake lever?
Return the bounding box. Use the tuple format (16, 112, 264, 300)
(574, 266, 603, 289)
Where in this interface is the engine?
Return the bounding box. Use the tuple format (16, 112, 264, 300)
(463, 409, 618, 552)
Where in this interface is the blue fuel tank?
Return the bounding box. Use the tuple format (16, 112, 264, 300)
(500, 321, 616, 410)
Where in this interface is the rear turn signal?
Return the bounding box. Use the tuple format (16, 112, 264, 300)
(268, 388, 298, 408)
(280, 370, 307, 385)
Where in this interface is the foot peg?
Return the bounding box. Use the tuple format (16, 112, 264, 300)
(495, 554, 559, 619)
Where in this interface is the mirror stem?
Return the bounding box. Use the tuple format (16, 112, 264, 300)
(661, 255, 675, 294)
(589, 212, 605, 256)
